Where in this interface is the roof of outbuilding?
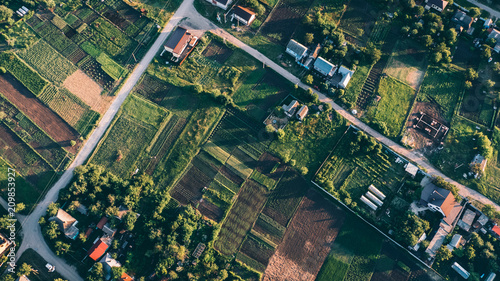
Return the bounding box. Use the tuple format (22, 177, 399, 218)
(426, 0, 448, 9)
(233, 6, 256, 21)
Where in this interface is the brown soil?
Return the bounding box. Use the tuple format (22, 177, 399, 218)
(403, 101, 447, 152)
(63, 70, 112, 114)
(263, 190, 345, 281)
(0, 74, 79, 153)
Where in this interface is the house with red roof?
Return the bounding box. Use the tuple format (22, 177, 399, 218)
(97, 216, 108, 230)
(119, 273, 134, 281)
(161, 26, 198, 62)
(492, 225, 500, 238)
(87, 238, 110, 261)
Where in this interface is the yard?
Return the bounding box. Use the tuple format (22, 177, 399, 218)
(383, 39, 428, 90)
(365, 76, 416, 138)
(269, 111, 347, 175)
(14, 249, 66, 281)
(418, 66, 464, 122)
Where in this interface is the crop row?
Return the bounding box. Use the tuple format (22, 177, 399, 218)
(0, 53, 47, 95)
(18, 40, 77, 84)
(215, 180, 268, 255)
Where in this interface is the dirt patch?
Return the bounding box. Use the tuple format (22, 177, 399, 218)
(0, 73, 79, 153)
(263, 190, 345, 281)
(403, 101, 448, 152)
(63, 70, 111, 114)
(201, 40, 234, 64)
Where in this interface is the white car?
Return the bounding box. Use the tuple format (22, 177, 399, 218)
(46, 263, 55, 272)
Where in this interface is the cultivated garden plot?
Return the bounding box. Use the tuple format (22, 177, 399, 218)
(0, 72, 80, 153)
(263, 190, 345, 281)
(337, 0, 378, 45)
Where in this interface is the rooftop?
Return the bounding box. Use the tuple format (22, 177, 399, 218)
(286, 40, 308, 58)
(314, 57, 336, 76)
(233, 6, 256, 21)
(164, 26, 191, 56)
(88, 238, 109, 261)
(421, 183, 456, 217)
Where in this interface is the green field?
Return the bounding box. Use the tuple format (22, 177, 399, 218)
(122, 94, 169, 128)
(0, 158, 44, 214)
(269, 111, 347, 174)
(367, 76, 415, 137)
(344, 63, 373, 106)
(384, 39, 428, 89)
(91, 114, 157, 177)
(317, 214, 383, 281)
(418, 66, 464, 121)
(0, 53, 47, 95)
(18, 39, 77, 84)
(215, 180, 268, 255)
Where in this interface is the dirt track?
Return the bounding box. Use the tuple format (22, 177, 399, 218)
(0, 74, 79, 153)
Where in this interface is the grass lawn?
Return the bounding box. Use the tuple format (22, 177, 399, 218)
(384, 39, 428, 89)
(316, 253, 351, 281)
(269, 111, 347, 175)
(232, 68, 267, 108)
(122, 94, 169, 128)
(418, 66, 464, 122)
(344, 62, 373, 105)
(366, 76, 415, 137)
(91, 114, 157, 177)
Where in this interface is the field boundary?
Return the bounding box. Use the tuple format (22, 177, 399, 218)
(309, 180, 445, 279)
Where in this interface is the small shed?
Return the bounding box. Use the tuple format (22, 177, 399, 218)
(485, 272, 496, 281)
(368, 185, 386, 200)
(360, 195, 378, 211)
(405, 163, 419, 177)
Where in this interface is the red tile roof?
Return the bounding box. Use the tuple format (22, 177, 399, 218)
(84, 227, 93, 238)
(440, 192, 456, 218)
(119, 273, 134, 281)
(492, 225, 500, 236)
(88, 239, 108, 261)
(97, 217, 108, 229)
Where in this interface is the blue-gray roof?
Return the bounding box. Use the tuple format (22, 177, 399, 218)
(313, 57, 335, 75)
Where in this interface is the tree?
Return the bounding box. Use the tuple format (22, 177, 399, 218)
(470, 232, 484, 248)
(401, 26, 410, 34)
(444, 28, 457, 45)
(465, 245, 476, 260)
(414, 6, 425, 16)
(276, 129, 285, 141)
(469, 7, 481, 18)
(45, 221, 60, 240)
(364, 43, 381, 64)
(123, 211, 137, 231)
(422, 35, 433, 48)
(465, 68, 479, 81)
(17, 263, 32, 278)
(299, 166, 308, 175)
(265, 124, 275, 133)
(0, 275, 15, 281)
(304, 33, 314, 44)
(464, 80, 473, 89)
(0, 67, 6, 74)
(482, 45, 492, 59)
(0, 5, 13, 22)
(54, 241, 70, 255)
(87, 263, 104, 281)
(393, 212, 430, 246)
(303, 74, 314, 85)
(411, 29, 418, 36)
(65, 0, 82, 11)
(15, 203, 25, 213)
(486, 79, 496, 89)
(435, 245, 452, 263)
(47, 202, 59, 216)
(476, 132, 493, 159)
(40, 0, 56, 9)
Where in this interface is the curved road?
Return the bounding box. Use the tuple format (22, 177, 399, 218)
(7, 0, 500, 280)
